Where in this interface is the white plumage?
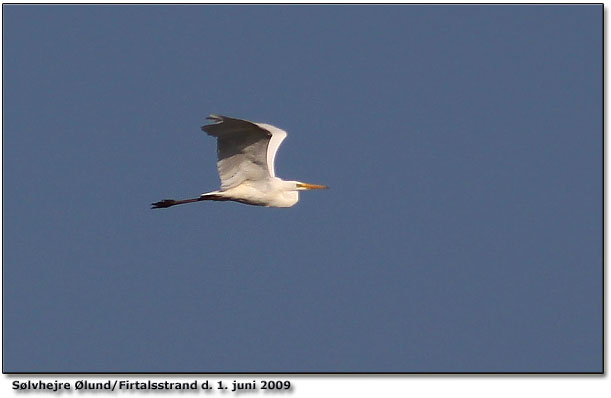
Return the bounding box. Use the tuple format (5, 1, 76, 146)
(152, 114, 327, 209)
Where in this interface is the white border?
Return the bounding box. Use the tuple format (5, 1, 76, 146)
(1, 1, 606, 397)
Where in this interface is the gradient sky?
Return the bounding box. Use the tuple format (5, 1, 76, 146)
(2, 4, 602, 372)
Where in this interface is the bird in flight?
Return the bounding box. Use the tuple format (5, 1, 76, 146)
(152, 114, 328, 209)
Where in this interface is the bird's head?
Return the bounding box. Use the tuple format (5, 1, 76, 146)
(269, 180, 327, 207)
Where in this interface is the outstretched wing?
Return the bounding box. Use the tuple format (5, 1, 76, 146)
(201, 114, 287, 190)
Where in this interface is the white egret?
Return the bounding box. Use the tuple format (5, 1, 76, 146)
(152, 114, 328, 209)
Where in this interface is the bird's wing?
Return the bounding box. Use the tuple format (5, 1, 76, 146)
(201, 115, 287, 190)
(252, 122, 287, 178)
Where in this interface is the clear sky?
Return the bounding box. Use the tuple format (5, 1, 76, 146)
(3, 4, 602, 372)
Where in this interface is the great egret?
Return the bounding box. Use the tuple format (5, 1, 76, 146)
(152, 114, 328, 209)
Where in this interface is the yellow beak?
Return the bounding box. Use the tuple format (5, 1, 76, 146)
(297, 183, 329, 190)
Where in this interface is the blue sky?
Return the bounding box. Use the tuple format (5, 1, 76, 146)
(2, 4, 602, 372)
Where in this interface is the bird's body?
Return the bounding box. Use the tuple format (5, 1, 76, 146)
(203, 179, 299, 207)
(152, 115, 327, 209)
